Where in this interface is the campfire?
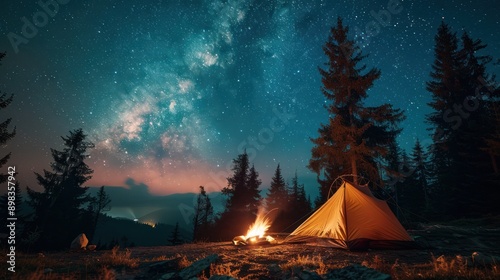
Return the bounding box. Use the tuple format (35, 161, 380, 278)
(232, 210, 277, 246)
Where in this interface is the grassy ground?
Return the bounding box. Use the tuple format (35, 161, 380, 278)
(1, 219, 499, 279)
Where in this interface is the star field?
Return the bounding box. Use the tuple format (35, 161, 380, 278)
(1, 0, 498, 197)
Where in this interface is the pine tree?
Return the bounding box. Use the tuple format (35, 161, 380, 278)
(215, 151, 261, 239)
(384, 140, 403, 188)
(410, 139, 430, 216)
(246, 165, 262, 215)
(25, 129, 95, 250)
(425, 22, 461, 218)
(288, 171, 300, 210)
(288, 172, 311, 216)
(383, 140, 403, 217)
(87, 186, 111, 243)
(298, 183, 312, 215)
(309, 18, 404, 204)
(457, 32, 500, 214)
(266, 164, 288, 232)
(426, 23, 499, 217)
(0, 52, 16, 185)
(192, 186, 214, 242)
(266, 164, 287, 211)
(0, 52, 19, 236)
(0, 93, 15, 185)
(286, 172, 312, 230)
(396, 152, 422, 223)
(168, 222, 182, 245)
(222, 151, 250, 212)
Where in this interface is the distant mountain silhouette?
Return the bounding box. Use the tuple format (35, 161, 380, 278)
(92, 215, 191, 247)
(88, 185, 225, 232)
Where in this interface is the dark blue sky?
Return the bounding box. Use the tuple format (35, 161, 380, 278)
(1, 0, 498, 199)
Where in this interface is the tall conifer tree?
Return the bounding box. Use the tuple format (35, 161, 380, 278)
(266, 164, 287, 211)
(246, 165, 262, 215)
(0, 52, 19, 236)
(193, 186, 214, 241)
(222, 151, 250, 211)
(266, 164, 288, 232)
(309, 18, 404, 204)
(216, 151, 262, 239)
(286, 172, 312, 228)
(426, 23, 499, 217)
(410, 139, 430, 215)
(26, 129, 94, 250)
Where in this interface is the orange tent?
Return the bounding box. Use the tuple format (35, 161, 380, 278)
(285, 180, 415, 250)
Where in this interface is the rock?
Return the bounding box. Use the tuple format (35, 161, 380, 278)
(70, 233, 88, 250)
(87, 244, 96, 251)
(178, 254, 219, 279)
(324, 264, 390, 280)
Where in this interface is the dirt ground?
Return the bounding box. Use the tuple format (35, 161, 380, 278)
(6, 223, 500, 279)
(127, 224, 500, 278)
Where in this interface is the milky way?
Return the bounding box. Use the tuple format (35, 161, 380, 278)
(1, 0, 498, 196)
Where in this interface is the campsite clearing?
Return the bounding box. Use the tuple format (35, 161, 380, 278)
(3, 220, 500, 279)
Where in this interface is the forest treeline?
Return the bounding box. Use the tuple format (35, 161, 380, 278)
(1, 17, 499, 249)
(305, 18, 499, 222)
(190, 18, 499, 241)
(192, 151, 313, 242)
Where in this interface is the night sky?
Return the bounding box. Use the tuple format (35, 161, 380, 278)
(1, 0, 499, 200)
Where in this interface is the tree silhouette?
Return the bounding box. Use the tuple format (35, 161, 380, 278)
(396, 152, 422, 224)
(426, 22, 462, 218)
(0, 52, 16, 185)
(87, 186, 111, 243)
(192, 186, 214, 242)
(0, 52, 19, 238)
(266, 164, 287, 211)
(168, 222, 182, 245)
(426, 23, 499, 217)
(215, 151, 262, 240)
(457, 31, 500, 215)
(309, 18, 404, 204)
(410, 139, 430, 217)
(383, 140, 404, 218)
(246, 164, 262, 215)
(222, 151, 250, 212)
(286, 171, 312, 230)
(25, 129, 95, 250)
(266, 164, 288, 232)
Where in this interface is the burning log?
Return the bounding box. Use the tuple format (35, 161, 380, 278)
(232, 235, 276, 246)
(232, 208, 278, 246)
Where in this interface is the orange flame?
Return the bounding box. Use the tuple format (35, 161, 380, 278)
(244, 212, 271, 239)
